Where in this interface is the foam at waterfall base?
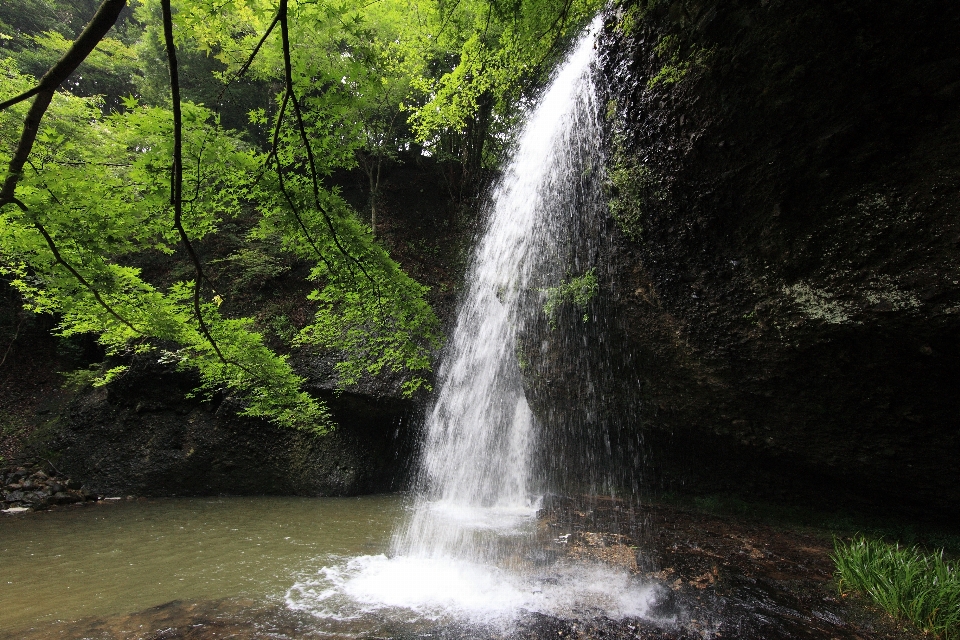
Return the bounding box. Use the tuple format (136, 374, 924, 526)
(286, 554, 657, 626)
(424, 497, 542, 530)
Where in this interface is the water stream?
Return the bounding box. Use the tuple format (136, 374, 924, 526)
(395, 14, 604, 562)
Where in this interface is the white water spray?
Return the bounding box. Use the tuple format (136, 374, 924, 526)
(289, 16, 655, 628)
(393, 14, 604, 563)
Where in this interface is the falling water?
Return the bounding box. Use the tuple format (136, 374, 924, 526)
(393, 13, 605, 564)
(288, 16, 655, 629)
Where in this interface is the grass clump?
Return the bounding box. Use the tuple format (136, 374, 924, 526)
(833, 536, 960, 639)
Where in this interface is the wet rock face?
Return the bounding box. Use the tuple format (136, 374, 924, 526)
(590, 0, 960, 520)
(32, 356, 414, 497)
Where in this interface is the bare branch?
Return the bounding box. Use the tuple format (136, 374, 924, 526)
(231, 11, 281, 86)
(0, 86, 42, 113)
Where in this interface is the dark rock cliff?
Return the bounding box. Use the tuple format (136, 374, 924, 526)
(587, 0, 960, 522)
(32, 355, 413, 497)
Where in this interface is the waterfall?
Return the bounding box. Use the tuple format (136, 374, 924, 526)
(394, 13, 604, 564)
(287, 15, 655, 628)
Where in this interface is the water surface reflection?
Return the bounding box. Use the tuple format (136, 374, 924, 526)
(0, 495, 404, 634)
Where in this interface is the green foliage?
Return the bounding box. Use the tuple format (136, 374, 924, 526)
(605, 98, 617, 122)
(154, 0, 432, 171)
(0, 0, 595, 432)
(0, 0, 101, 42)
(0, 0, 142, 112)
(0, 59, 327, 431)
(60, 363, 103, 391)
(291, 216, 443, 396)
(267, 313, 297, 344)
(612, 0, 664, 37)
(606, 144, 661, 241)
(833, 536, 960, 639)
(647, 33, 711, 89)
(132, 0, 271, 135)
(515, 343, 529, 371)
(61, 360, 133, 391)
(210, 247, 290, 293)
(14, 31, 141, 112)
(407, 0, 604, 165)
(542, 268, 597, 329)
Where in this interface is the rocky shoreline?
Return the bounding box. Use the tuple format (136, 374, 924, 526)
(2, 463, 99, 513)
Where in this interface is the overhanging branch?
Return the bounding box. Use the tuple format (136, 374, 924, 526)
(276, 0, 382, 302)
(160, 0, 228, 366)
(0, 0, 127, 208)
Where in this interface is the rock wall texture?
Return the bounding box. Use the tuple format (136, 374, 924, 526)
(588, 0, 960, 522)
(30, 355, 415, 497)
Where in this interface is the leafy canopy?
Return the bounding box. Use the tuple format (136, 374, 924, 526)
(0, 0, 598, 431)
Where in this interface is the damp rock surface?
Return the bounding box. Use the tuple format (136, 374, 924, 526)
(535, 496, 924, 640)
(555, 0, 960, 521)
(27, 355, 413, 497)
(1, 463, 95, 512)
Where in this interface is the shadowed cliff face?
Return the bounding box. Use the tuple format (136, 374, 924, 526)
(581, 0, 960, 521)
(33, 356, 414, 497)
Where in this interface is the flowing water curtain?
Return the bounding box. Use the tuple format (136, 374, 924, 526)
(395, 15, 606, 564)
(284, 17, 658, 626)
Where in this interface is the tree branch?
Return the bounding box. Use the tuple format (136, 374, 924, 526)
(0, 0, 127, 207)
(277, 0, 381, 298)
(7, 198, 142, 335)
(231, 11, 281, 86)
(0, 317, 24, 369)
(160, 0, 228, 366)
(267, 57, 336, 275)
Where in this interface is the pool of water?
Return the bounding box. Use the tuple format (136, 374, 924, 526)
(0, 495, 405, 635)
(1, 494, 661, 639)
(1, 495, 898, 640)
